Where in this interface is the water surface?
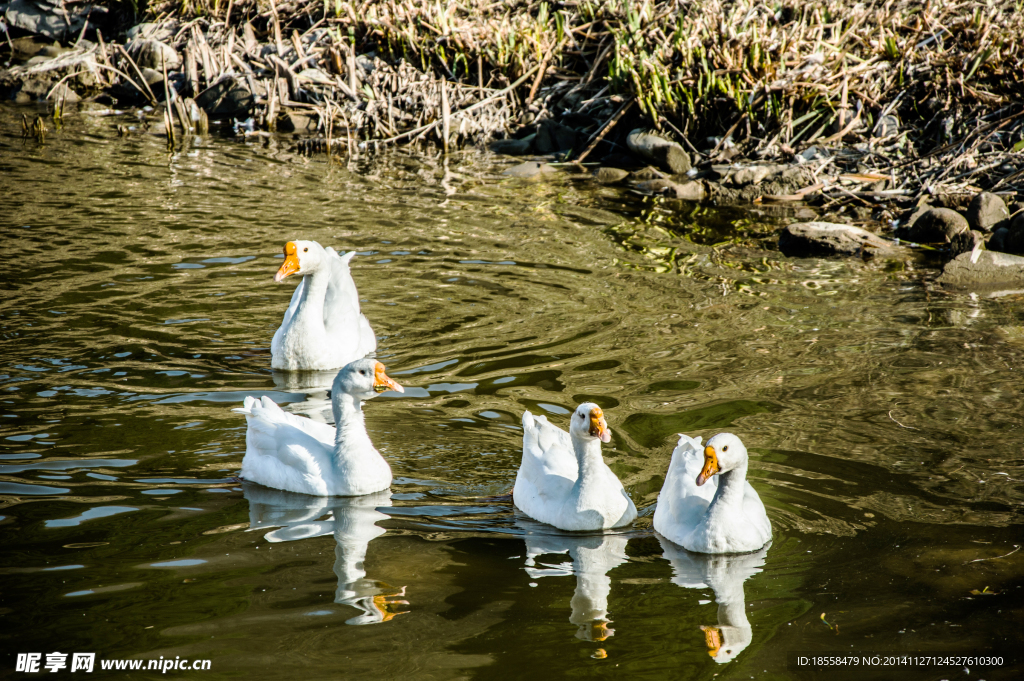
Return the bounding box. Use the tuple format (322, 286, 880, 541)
(2, 105, 1022, 679)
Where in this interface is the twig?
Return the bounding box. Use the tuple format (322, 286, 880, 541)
(576, 99, 633, 163)
(888, 410, 919, 430)
(965, 545, 1020, 564)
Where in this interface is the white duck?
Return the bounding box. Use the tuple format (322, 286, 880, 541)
(658, 535, 768, 663)
(653, 433, 771, 554)
(234, 358, 403, 496)
(514, 403, 637, 531)
(271, 240, 377, 371)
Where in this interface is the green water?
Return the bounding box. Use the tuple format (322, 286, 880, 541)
(1, 105, 1022, 680)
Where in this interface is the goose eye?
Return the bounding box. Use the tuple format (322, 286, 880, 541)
(723, 445, 729, 452)
(303, 247, 309, 252)
(360, 370, 366, 375)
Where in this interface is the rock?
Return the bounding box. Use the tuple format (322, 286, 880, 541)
(128, 39, 182, 71)
(502, 161, 558, 179)
(626, 129, 691, 175)
(47, 81, 79, 104)
(593, 167, 629, 184)
(490, 136, 533, 155)
(895, 207, 969, 243)
(665, 180, 706, 201)
(965, 192, 1009, 232)
(873, 114, 899, 137)
(126, 22, 177, 43)
(533, 122, 555, 154)
(635, 179, 706, 201)
(629, 166, 666, 181)
(277, 112, 319, 133)
(718, 164, 785, 187)
(599, 152, 644, 168)
(779, 222, 904, 257)
(938, 249, 1024, 287)
(297, 68, 335, 86)
(988, 213, 1024, 254)
(195, 76, 254, 118)
(949, 230, 985, 259)
(549, 122, 577, 152)
(987, 227, 1010, 253)
(2, 0, 104, 40)
(140, 67, 163, 86)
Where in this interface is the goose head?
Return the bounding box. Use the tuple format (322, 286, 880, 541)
(332, 358, 404, 402)
(696, 433, 747, 486)
(274, 240, 328, 282)
(569, 403, 611, 443)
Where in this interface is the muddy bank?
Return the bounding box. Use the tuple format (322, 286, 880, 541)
(2, 0, 1023, 283)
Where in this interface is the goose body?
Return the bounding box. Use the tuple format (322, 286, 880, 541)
(234, 359, 403, 497)
(271, 240, 376, 371)
(514, 403, 637, 531)
(653, 433, 771, 554)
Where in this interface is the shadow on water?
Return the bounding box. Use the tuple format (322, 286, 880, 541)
(1, 104, 1023, 679)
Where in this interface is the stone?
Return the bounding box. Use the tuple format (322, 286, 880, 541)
(47, 81, 79, 103)
(965, 192, 1009, 232)
(549, 122, 577, 152)
(126, 22, 177, 43)
(501, 161, 558, 179)
(779, 222, 904, 257)
(297, 68, 335, 86)
(195, 76, 254, 118)
(626, 129, 691, 175)
(988, 213, 1024, 254)
(665, 180, 706, 201)
(128, 39, 182, 71)
(938, 249, 1024, 287)
(629, 166, 666, 181)
(873, 114, 899, 137)
(2, 0, 104, 40)
(949, 230, 985, 259)
(277, 112, 319, 133)
(987, 227, 1010, 253)
(723, 165, 780, 186)
(490, 137, 533, 155)
(599, 152, 644, 168)
(635, 178, 676, 193)
(895, 207, 969, 243)
(593, 167, 629, 184)
(533, 123, 554, 154)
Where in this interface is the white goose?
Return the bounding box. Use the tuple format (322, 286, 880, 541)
(234, 358, 403, 496)
(514, 403, 637, 531)
(653, 433, 771, 554)
(271, 240, 377, 371)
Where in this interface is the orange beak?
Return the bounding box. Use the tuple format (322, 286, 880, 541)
(589, 407, 611, 443)
(696, 445, 720, 486)
(373, 362, 404, 394)
(274, 241, 301, 282)
(701, 625, 722, 657)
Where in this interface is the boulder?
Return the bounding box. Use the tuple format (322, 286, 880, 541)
(277, 112, 319, 133)
(629, 166, 667, 181)
(665, 180, 706, 201)
(895, 207, 969, 243)
(128, 39, 182, 71)
(779, 222, 904, 257)
(987, 213, 1024, 254)
(626, 129, 691, 175)
(938, 249, 1024, 287)
(195, 76, 254, 118)
(2, 0, 104, 40)
(949, 230, 985, 259)
(965, 192, 1009, 232)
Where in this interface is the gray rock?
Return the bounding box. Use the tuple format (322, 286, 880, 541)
(490, 136, 533, 156)
(989, 213, 1024, 254)
(987, 227, 1010, 253)
(722, 165, 784, 187)
(126, 22, 177, 43)
(626, 129, 691, 175)
(896, 207, 969, 243)
(665, 180, 706, 201)
(549, 122, 577, 152)
(277, 112, 319, 133)
(629, 166, 667, 181)
(297, 68, 335, 86)
(140, 67, 163, 86)
(2, 0, 103, 39)
(938, 249, 1024, 287)
(128, 39, 182, 71)
(502, 161, 558, 179)
(195, 76, 254, 118)
(779, 222, 903, 257)
(950, 230, 985, 259)
(873, 114, 899, 137)
(635, 178, 676, 193)
(965, 192, 1009, 232)
(593, 167, 629, 184)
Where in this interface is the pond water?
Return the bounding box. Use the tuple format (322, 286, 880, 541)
(2, 105, 1022, 680)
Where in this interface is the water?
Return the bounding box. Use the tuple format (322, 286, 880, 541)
(2, 105, 1022, 679)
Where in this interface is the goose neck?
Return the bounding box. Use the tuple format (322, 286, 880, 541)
(572, 435, 604, 479)
(331, 393, 374, 454)
(293, 268, 330, 327)
(709, 464, 748, 510)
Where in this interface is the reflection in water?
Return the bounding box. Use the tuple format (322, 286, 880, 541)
(658, 534, 768, 663)
(518, 518, 628, 642)
(270, 370, 339, 423)
(243, 483, 407, 624)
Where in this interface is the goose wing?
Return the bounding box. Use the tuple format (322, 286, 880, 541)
(235, 396, 336, 496)
(514, 411, 577, 520)
(323, 249, 377, 358)
(653, 434, 717, 541)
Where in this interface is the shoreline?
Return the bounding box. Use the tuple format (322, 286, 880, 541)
(3, 0, 1023, 280)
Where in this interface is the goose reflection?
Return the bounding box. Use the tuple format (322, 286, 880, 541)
(243, 482, 407, 624)
(658, 534, 768, 663)
(518, 518, 628, 641)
